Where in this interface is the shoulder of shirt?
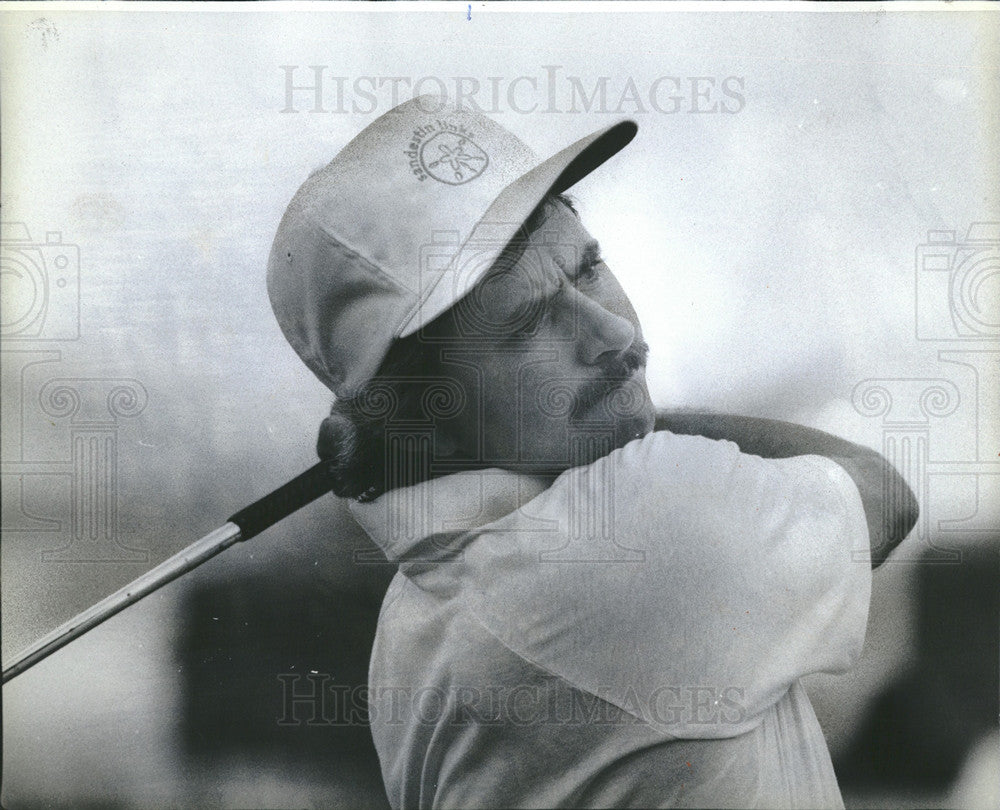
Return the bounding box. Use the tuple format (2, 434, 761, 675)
(595, 429, 742, 471)
(560, 430, 859, 508)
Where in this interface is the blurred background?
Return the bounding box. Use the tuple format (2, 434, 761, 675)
(2, 7, 998, 809)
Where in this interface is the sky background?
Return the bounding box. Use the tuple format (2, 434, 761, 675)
(2, 5, 998, 808)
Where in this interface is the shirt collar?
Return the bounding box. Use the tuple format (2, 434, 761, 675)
(349, 469, 553, 563)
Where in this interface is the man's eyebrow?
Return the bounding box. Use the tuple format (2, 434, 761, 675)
(579, 240, 602, 271)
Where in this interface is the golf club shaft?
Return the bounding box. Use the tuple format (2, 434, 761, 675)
(2, 461, 332, 685)
(2, 522, 243, 684)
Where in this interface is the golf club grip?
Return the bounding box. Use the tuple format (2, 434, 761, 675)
(228, 461, 333, 541)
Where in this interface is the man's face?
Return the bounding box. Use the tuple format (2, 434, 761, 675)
(422, 198, 655, 472)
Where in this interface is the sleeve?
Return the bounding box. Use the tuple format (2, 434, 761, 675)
(457, 430, 872, 739)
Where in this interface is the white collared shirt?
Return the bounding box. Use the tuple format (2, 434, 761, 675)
(351, 430, 871, 809)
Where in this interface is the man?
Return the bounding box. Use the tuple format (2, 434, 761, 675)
(267, 95, 917, 809)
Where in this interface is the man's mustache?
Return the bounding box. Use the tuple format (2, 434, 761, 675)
(570, 339, 650, 419)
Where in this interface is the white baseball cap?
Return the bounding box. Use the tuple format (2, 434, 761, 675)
(267, 94, 637, 397)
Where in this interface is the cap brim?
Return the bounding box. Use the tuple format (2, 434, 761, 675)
(397, 119, 638, 338)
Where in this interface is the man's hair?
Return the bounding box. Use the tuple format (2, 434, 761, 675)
(318, 193, 576, 499)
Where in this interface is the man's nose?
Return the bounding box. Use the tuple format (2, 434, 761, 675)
(570, 290, 636, 366)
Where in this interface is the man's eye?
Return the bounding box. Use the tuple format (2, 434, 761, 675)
(508, 277, 562, 337)
(578, 259, 604, 282)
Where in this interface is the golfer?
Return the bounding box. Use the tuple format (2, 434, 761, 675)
(267, 95, 917, 809)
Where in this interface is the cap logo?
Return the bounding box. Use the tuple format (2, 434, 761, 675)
(404, 120, 489, 185)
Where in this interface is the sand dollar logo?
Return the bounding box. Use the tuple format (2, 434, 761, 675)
(419, 131, 489, 185)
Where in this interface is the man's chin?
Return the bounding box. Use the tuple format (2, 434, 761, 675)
(613, 407, 656, 448)
(573, 378, 654, 438)
(566, 404, 655, 464)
